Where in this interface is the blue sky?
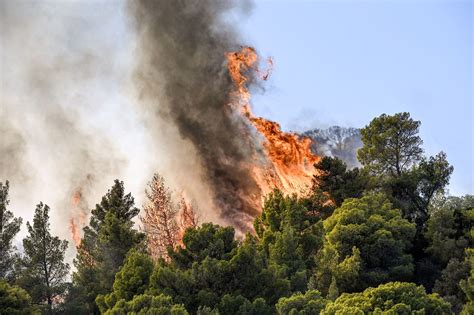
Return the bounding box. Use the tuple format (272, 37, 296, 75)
(239, 0, 473, 195)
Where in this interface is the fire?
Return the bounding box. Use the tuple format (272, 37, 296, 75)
(70, 218, 81, 248)
(71, 190, 81, 207)
(226, 47, 320, 201)
(69, 189, 88, 247)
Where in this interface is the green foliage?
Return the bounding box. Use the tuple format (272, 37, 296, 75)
(255, 190, 313, 236)
(313, 245, 361, 297)
(72, 180, 144, 314)
(98, 224, 291, 314)
(96, 212, 145, 290)
(358, 112, 423, 177)
(313, 157, 368, 207)
(314, 194, 416, 294)
(402, 152, 454, 226)
(17, 202, 69, 311)
(323, 282, 452, 314)
(415, 153, 454, 212)
(358, 113, 453, 229)
(96, 249, 154, 312)
(0, 181, 22, 282)
(148, 234, 290, 313)
(0, 280, 39, 315)
(254, 190, 324, 276)
(90, 179, 140, 232)
(217, 295, 273, 315)
(169, 223, 237, 269)
(103, 293, 188, 315)
(433, 258, 470, 314)
(302, 186, 335, 220)
(417, 195, 474, 293)
(460, 249, 474, 314)
(276, 290, 327, 315)
(425, 195, 473, 266)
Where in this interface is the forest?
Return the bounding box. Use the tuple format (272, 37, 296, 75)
(1, 112, 473, 314)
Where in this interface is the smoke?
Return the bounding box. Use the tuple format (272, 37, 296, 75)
(0, 0, 264, 244)
(0, 1, 136, 247)
(129, 0, 263, 231)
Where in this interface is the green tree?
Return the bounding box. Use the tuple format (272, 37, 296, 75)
(0, 181, 22, 281)
(96, 212, 145, 290)
(17, 203, 69, 312)
(147, 225, 290, 313)
(416, 195, 474, 292)
(425, 195, 473, 266)
(413, 153, 454, 219)
(302, 186, 335, 220)
(254, 190, 326, 293)
(255, 190, 324, 271)
(214, 295, 272, 315)
(358, 113, 453, 228)
(314, 194, 416, 294)
(358, 112, 423, 177)
(102, 293, 188, 315)
(460, 248, 474, 314)
(276, 290, 327, 315)
(0, 280, 40, 315)
(313, 157, 368, 207)
(72, 180, 143, 314)
(433, 258, 470, 314)
(96, 249, 154, 313)
(322, 282, 452, 314)
(169, 223, 237, 269)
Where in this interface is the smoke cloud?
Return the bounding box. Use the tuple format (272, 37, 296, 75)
(0, 1, 137, 247)
(129, 0, 263, 230)
(0, 0, 265, 247)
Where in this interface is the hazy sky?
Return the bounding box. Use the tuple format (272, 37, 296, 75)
(241, 0, 473, 195)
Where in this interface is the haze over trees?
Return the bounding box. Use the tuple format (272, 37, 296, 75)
(1, 112, 472, 314)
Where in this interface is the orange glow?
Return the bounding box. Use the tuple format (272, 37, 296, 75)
(69, 218, 81, 248)
(69, 189, 88, 247)
(71, 190, 81, 207)
(226, 47, 320, 204)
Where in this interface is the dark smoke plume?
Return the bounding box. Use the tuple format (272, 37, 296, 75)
(129, 0, 261, 230)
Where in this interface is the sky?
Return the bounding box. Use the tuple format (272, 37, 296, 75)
(240, 0, 473, 195)
(0, 0, 472, 249)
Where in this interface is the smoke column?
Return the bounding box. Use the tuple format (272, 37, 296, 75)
(0, 1, 138, 248)
(129, 0, 263, 230)
(1, 0, 265, 244)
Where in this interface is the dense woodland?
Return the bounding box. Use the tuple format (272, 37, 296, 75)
(1, 112, 472, 314)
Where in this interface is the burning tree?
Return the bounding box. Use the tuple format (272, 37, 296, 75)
(141, 174, 180, 260)
(179, 198, 199, 231)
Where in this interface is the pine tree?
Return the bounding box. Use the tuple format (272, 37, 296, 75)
(0, 280, 40, 314)
(140, 174, 180, 260)
(17, 202, 69, 312)
(0, 181, 22, 281)
(72, 180, 143, 314)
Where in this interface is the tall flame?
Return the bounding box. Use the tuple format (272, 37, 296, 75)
(226, 47, 320, 202)
(69, 189, 88, 247)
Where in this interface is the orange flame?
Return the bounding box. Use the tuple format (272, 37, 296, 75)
(226, 47, 320, 203)
(70, 218, 81, 247)
(69, 190, 88, 247)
